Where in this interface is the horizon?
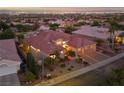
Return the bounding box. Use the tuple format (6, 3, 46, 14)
(0, 7, 124, 13)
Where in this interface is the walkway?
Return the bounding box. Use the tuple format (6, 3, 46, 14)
(0, 73, 20, 86)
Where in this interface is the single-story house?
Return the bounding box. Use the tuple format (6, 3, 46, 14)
(26, 31, 96, 61)
(73, 25, 123, 40)
(0, 39, 21, 77)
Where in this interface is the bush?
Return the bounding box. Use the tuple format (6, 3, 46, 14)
(92, 20, 101, 26)
(49, 23, 60, 30)
(0, 29, 15, 39)
(44, 56, 56, 65)
(24, 71, 36, 81)
(67, 50, 76, 57)
(64, 25, 77, 34)
(76, 57, 82, 63)
(106, 69, 124, 85)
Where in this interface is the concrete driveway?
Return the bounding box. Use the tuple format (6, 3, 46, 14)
(0, 73, 20, 86)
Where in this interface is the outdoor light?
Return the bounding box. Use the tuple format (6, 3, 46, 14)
(37, 49, 41, 52)
(62, 41, 66, 44)
(56, 41, 62, 45)
(115, 36, 121, 43)
(30, 45, 41, 52)
(60, 51, 64, 54)
(50, 55, 56, 59)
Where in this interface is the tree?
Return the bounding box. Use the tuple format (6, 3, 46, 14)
(64, 25, 77, 34)
(92, 20, 101, 26)
(27, 52, 39, 77)
(21, 43, 30, 54)
(106, 69, 124, 85)
(0, 21, 10, 30)
(0, 29, 15, 39)
(17, 33, 24, 42)
(15, 24, 35, 32)
(108, 19, 119, 50)
(49, 23, 60, 30)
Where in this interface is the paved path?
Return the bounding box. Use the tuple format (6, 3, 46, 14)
(57, 57, 124, 86)
(0, 73, 20, 86)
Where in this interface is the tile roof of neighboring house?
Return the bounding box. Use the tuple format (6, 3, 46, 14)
(0, 39, 21, 62)
(26, 31, 95, 54)
(73, 25, 122, 40)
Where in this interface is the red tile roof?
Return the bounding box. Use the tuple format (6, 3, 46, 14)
(26, 31, 95, 54)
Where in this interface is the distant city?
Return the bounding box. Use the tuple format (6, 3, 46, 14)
(0, 7, 124, 14)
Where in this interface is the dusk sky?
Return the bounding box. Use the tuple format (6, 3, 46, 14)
(0, 7, 124, 13)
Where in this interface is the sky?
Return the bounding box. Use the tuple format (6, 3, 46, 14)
(0, 7, 124, 13)
(0, 0, 124, 7)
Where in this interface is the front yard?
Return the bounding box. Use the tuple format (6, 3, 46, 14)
(18, 50, 110, 85)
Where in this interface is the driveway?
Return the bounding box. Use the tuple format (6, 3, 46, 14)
(0, 73, 20, 86)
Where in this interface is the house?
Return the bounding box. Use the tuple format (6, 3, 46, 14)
(73, 25, 123, 40)
(0, 39, 21, 77)
(26, 31, 96, 61)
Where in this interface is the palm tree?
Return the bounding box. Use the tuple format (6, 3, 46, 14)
(108, 18, 119, 50)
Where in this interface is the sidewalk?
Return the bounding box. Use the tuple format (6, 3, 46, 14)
(35, 52, 124, 86)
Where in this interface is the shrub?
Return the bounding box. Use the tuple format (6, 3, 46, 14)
(44, 57, 56, 65)
(106, 69, 124, 85)
(64, 25, 77, 34)
(24, 71, 36, 81)
(0, 29, 15, 39)
(76, 57, 82, 63)
(67, 50, 76, 57)
(49, 23, 60, 30)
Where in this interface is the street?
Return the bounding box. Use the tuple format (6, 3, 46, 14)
(56, 57, 124, 86)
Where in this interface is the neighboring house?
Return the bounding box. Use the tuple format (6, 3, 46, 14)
(73, 25, 123, 40)
(0, 39, 21, 77)
(26, 31, 96, 61)
(38, 25, 50, 31)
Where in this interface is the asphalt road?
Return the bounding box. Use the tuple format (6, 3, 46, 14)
(56, 57, 124, 86)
